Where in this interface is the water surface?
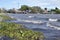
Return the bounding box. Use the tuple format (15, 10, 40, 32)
(8, 14, 60, 40)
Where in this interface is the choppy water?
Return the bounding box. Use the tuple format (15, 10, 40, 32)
(7, 14, 60, 40)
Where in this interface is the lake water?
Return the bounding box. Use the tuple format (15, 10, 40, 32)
(7, 14, 60, 40)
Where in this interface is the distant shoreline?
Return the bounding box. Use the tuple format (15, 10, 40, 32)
(2, 13, 60, 14)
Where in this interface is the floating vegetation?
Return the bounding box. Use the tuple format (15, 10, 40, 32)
(0, 14, 15, 21)
(0, 22, 44, 40)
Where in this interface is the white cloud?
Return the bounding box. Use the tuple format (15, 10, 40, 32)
(10, 0, 60, 8)
(39, 0, 60, 8)
(1, 0, 60, 9)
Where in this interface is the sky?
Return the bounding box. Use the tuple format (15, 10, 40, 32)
(0, 0, 60, 9)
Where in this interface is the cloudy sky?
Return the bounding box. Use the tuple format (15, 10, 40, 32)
(0, 0, 60, 9)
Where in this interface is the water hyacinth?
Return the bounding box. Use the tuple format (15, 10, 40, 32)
(0, 14, 15, 21)
(0, 22, 44, 40)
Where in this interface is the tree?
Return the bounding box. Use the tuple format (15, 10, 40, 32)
(19, 5, 43, 13)
(55, 10, 60, 14)
(2, 8, 7, 13)
(31, 6, 43, 13)
(0, 8, 3, 13)
(55, 7, 60, 14)
(55, 7, 58, 10)
(20, 5, 29, 11)
(0, 8, 2, 13)
(7, 8, 16, 13)
(44, 8, 47, 10)
(0, 8, 7, 13)
(50, 7, 60, 14)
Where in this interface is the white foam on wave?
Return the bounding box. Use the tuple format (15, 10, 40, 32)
(10, 16, 14, 18)
(17, 19, 43, 24)
(49, 18, 58, 21)
(28, 16, 34, 18)
(47, 22, 60, 30)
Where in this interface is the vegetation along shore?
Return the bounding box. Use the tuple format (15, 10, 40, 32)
(0, 14, 44, 40)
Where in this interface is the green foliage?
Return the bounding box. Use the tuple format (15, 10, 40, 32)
(0, 8, 2, 13)
(0, 15, 15, 21)
(31, 6, 43, 13)
(0, 22, 44, 40)
(7, 8, 16, 13)
(19, 5, 43, 13)
(0, 8, 7, 13)
(20, 5, 29, 11)
(7, 9, 13, 13)
(50, 7, 60, 14)
(55, 10, 60, 14)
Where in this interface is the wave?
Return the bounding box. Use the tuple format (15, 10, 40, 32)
(17, 19, 44, 24)
(49, 18, 58, 21)
(47, 22, 60, 30)
(9, 16, 44, 24)
(28, 16, 34, 18)
(10, 16, 14, 18)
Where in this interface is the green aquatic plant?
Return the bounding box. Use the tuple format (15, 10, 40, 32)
(0, 22, 44, 40)
(0, 15, 15, 21)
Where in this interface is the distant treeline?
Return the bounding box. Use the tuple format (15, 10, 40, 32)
(0, 5, 60, 14)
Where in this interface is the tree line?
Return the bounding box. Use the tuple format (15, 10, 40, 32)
(0, 5, 60, 14)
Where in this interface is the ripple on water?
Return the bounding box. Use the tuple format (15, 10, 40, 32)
(8, 14, 60, 40)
